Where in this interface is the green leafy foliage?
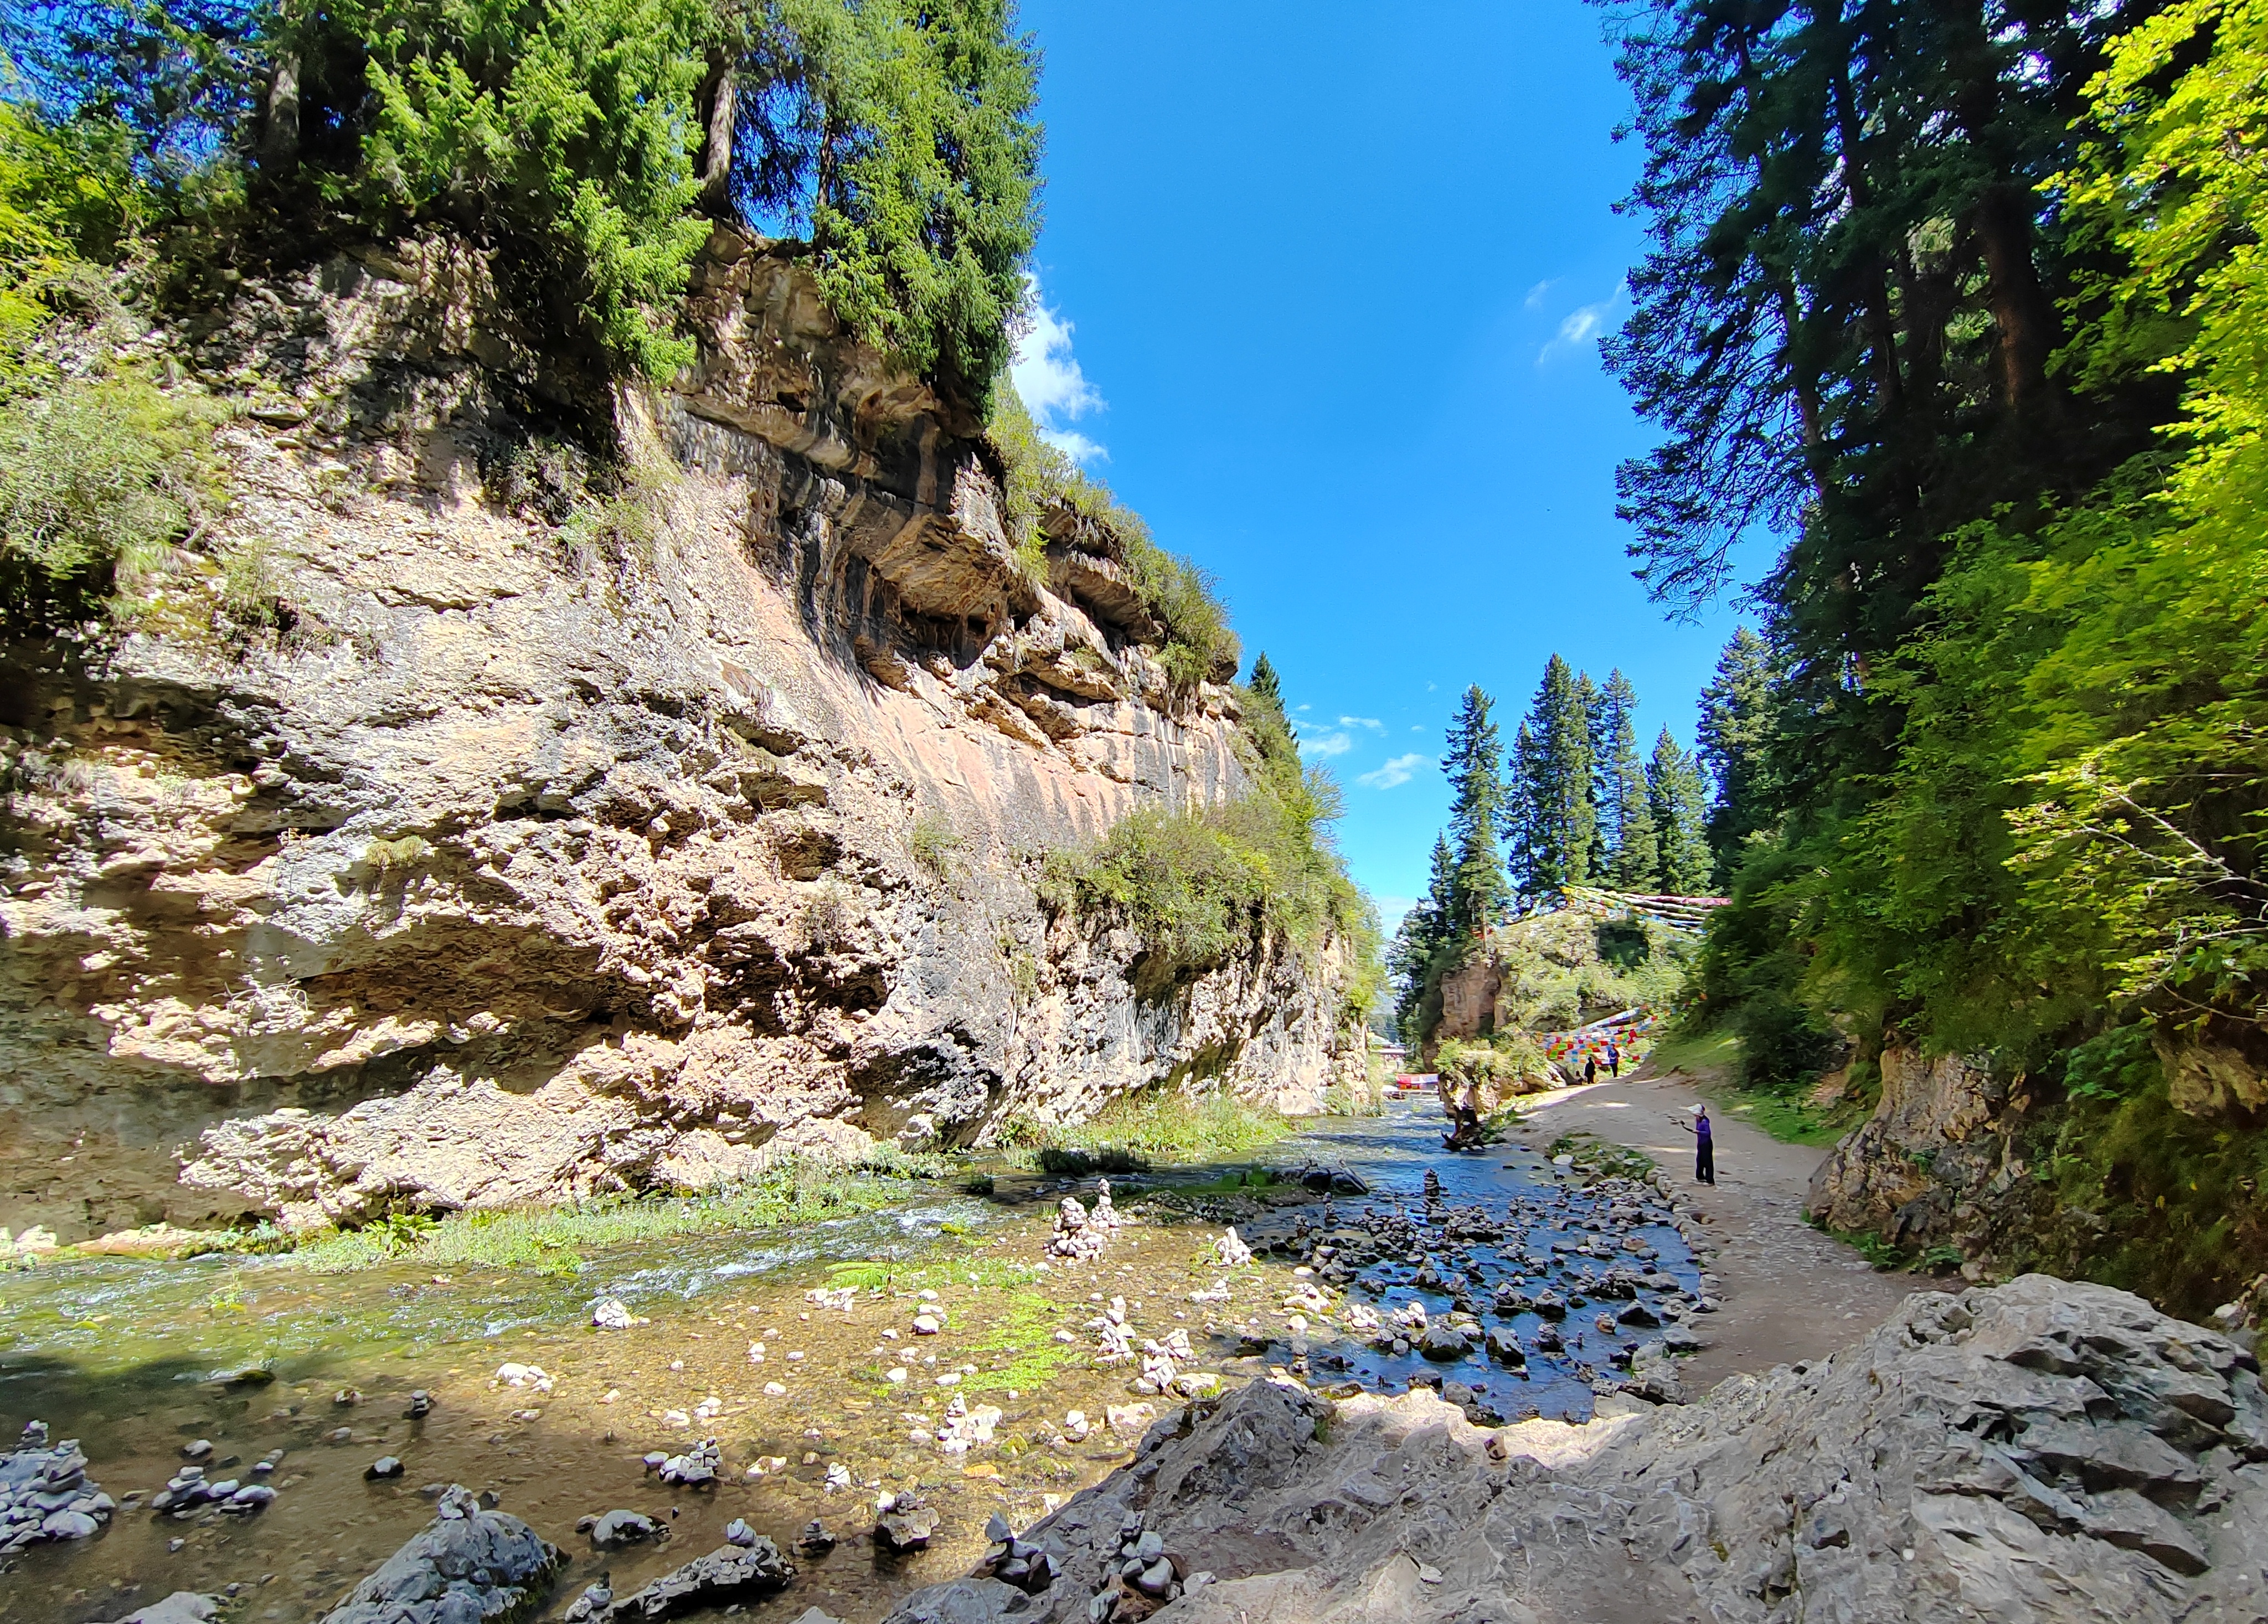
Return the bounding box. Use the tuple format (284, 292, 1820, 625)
(1039, 648, 1373, 1022)
(1435, 1032, 1549, 1097)
(1612, 0, 2268, 1308)
(41, 0, 1041, 391)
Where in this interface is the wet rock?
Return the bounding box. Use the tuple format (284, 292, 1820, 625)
(1483, 1326, 1525, 1365)
(580, 1539, 794, 1621)
(317, 1484, 562, 1623)
(1418, 1322, 1472, 1361)
(653, 1438, 721, 1487)
(876, 1491, 940, 1551)
(592, 1300, 642, 1331)
(589, 1509, 659, 1547)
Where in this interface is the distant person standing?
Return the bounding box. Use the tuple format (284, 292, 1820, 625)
(1694, 1105, 1715, 1185)
(1583, 1051, 1599, 1085)
(1607, 1041, 1621, 1077)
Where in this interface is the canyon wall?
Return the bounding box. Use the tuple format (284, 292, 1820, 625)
(0, 231, 1364, 1240)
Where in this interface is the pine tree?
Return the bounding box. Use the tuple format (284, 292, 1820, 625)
(1516, 656, 1598, 895)
(1647, 728, 1712, 896)
(1390, 834, 1457, 1044)
(1440, 686, 1511, 940)
(1695, 627, 1782, 882)
(1596, 669, 1657, 891)
(1506, 720, 1543, 904)
(1248, 652, 1285, 719)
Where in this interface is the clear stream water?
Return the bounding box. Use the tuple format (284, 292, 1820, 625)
(0, 1096, 1699, 1623)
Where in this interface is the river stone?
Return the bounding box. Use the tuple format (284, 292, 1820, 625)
(318, 1485, 563, 1623)
(877, 1494, 940, 1551)
(109, 1595, 220, 1624)
(589, 1509, 658, 1547)
(1483, 1326, 1524, 1364)
(582, 1539, 794, 1621)
(1418, 1322, 1472, 1360)
(878, 1276, 2267, 1624)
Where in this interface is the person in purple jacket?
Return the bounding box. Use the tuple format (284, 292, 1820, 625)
(1694, 1105, 1715, 1185)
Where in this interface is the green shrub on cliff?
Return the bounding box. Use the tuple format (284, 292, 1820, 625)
(1039, 657, 1375, 1012)
(0, 370, 224, 628)
(987, 380, 1238, 689)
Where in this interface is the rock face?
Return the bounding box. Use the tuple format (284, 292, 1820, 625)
(1808, 1045, 2017, 1249)
(0, 231, 1364, 1239)
(884, 1276, 2268, 1624)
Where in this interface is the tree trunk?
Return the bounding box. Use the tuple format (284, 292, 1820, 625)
(1975, 183, 2061, 430)
(695, 53, 736, 216)
(260, 53, 301, 175)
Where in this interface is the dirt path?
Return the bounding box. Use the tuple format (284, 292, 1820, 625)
(1501, 1065, 1920, 1391)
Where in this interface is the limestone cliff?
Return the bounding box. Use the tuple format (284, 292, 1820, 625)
(0, 231, 1365, 1240)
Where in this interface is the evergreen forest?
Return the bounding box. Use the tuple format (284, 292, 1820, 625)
(1395, 0, 2268, 1310)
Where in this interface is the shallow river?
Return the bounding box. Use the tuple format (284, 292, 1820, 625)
(0, 1096, 1703, 1622)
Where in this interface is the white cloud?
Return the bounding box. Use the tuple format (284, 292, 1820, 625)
(1339, 715, 1384, 732)
(1298, 730, 1354, 760)
(1009, 276, 1106, 463)
(1538, 283, 1627, 364)
(1357, 752, 1432, 790)
(1410, 724, 1425, 733)
(1524, 279, 1555, 310)
(1374, 894, 1419, 932)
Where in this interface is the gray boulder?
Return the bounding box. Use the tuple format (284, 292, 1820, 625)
(318, 1485, 562, 1623)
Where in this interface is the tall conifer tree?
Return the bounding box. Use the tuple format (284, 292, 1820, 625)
(1647, 728, 1712, 896)
(1596, 670, 1657, 890)
(1517, 655, 1598, 895)
(1695, 627, 1783, 882)
(1441, 686, 1511, 940)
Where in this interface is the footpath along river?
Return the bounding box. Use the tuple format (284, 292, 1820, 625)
(0, 1095, 1719, 1623)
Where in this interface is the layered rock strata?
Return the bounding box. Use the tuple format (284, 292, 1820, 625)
(0, 232, 1363, 1239)
(885, 1275, 2268, 1624)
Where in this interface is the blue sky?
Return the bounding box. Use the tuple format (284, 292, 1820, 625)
(1011, 0, 1759, 925)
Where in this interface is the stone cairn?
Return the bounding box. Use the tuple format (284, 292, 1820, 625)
(1048, 1197, 1108, 1262)
(1089, 1517, 1214, 1620)
(980, 1510, 1056, 1595)
(0, 1421, 114, 1553)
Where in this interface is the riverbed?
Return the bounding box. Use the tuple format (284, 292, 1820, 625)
(0, 1095, 1712, 1623)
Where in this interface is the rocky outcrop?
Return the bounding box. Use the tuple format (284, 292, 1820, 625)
(0, 231, 1364, 1239)
(1807, 1045, 2020, 1251)
(886, 1275, 2268, 1624)
(318, 1486, 562, 1623)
